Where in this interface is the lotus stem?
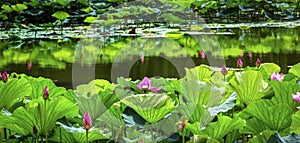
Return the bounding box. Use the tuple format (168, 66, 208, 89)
(0, 128, 2, 143)
(115, 125, 122, 143)
(60, 127, 62, 143)
(86, 129, 89, 143)
(182, 134, 185, 143)
(3, 128, 6, 140)
(44, 100, 48, 143)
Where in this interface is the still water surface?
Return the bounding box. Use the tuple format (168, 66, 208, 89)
(0, 27, 299, 88)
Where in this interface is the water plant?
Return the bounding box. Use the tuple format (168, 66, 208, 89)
(0, 61, 300, 142)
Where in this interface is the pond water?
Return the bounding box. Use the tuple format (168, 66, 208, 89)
(0, 27, 299, 88)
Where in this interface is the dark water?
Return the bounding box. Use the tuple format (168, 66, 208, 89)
(0, 27, 300, 89)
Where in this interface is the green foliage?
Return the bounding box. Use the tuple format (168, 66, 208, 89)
(0, 78, 32, 110)
(50, 123, 107, 143)
(243, 100, 293, 133)
(259, 63, 281, 79)
(229, 70, 271, 105)
(269, 81, 300, 109)
(1, 96, 78, 135)
(290, 110, 300, 134)
(11, 4, 28, 13)
(121, 94, 174, 123)
(185, 65, 213, 82)
(52, 11, 70, 20)
(1, 4, 13, 13)
(203, 115, 245, 142)
(75, 79, 117, 120)
(289, 63, 300, 77)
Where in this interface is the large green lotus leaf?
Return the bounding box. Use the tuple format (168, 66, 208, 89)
(149, 113, 178, 135)
(115, 77, 137, 99)
(244, 100, 293, 132)
(166, 78, 182, 94)
(259, 63, 281, 79)
(173, 104, 214, 125)
(11, 3, 28, 13)
(75, 79, 118, 120)
(229, 70, 270, 105)
(207, 93, 236, 116)
(27, 77, 67, 100)
(289, 63, 300, 77)
(241, 118, 271, 135)
(121, 94, 174, 123)
(76, 79, 113, 95)
(225, 129, 240, 143)
(0, 78, 32, 109)
(75, 93, 107, 121)
(181, 80, 223, 107)
(2, 96, 78, 135)
(269, 80, 300, 109)
(185, 65, 213, 82)
(290, 110, 300, 134)
(248, 130, 277, 143)
(84, 16, 97, 23)
(51, 11, 70, 20)
(185, 122, 202, 135)
(51, 123, 107, 143)
(1, 4, 13, 13)
(202, 116, 245, 142)
(96, 104, 124, 128)
(56, 0, 69, 6)
(189, 134, 221, 143)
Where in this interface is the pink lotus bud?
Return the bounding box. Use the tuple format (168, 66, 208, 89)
(255, 58, 261, 67)
(43, 86, 49, 100)
(237, 58, 243, 68)
(83, 112, 92, 130)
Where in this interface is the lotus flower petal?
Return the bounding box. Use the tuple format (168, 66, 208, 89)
(83, 112, 92, 130)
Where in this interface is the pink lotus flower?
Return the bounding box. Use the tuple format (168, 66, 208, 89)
(249, 52, 253, 60)
(137, 77, 159, 93)
(292, 92, 300, 103)
(178, 122, 183, 132)
(43, 86, 49, 100)
(221, 64, 228, 75)
(83, 112, 92, 130)
(28, 61, 32, 71)
(199, 50, 205, 59)
(237, 58, 243, 68)
(1, 71, 8, 82)
(178, 120, 188, 132)
(255, 58, 261, 67)
(271, 72, 284, 82)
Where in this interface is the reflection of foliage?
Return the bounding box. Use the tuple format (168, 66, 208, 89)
(0, 28, 299, 69)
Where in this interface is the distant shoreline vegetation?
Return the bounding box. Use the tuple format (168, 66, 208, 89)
(0, 0, 299, 29)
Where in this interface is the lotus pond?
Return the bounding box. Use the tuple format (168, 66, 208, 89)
(1, 0, 300, 142)
(1, 25, 300, 143)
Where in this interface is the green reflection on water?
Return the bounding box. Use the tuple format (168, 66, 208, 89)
(0, 27, 299, 86)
